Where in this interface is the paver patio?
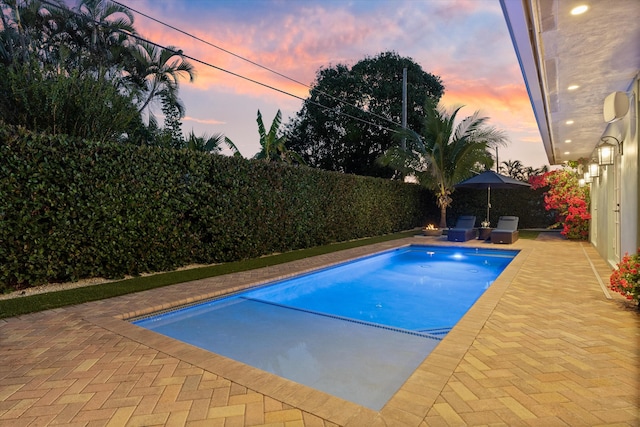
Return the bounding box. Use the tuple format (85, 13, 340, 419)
(1, 234, 638, 426)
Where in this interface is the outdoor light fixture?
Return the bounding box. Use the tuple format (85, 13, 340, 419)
(588, 162, 600, 178)
(570, 5, 588, 15)
(597, 136, 623, 166)
(583, 171, 592, 184)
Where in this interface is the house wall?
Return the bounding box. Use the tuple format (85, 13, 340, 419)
(590, 75, 639, 265)
(622, 79, 640, 256)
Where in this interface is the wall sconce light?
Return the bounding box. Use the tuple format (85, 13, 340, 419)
(583, 171, 592, 184)
(578, 178, 586, 187)
(588, 162, 600, 178)
(597, 136, 623, 165)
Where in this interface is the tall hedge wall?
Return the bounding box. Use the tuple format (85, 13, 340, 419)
(0, 125, 437, 290)
(448, 187, 553, 229)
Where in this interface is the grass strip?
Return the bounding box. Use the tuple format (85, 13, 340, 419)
(519, 230, 541, 240)
(0, 230, 418, 319)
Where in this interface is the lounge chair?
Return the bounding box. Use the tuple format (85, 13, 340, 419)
(447, 215, 477, 242)
(491, 216, 519, 244)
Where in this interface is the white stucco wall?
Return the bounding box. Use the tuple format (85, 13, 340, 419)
(591, 76, 639, 265)
(619, 79, 639, 256)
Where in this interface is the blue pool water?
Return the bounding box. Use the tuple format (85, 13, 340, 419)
(134, 245, 517, 410)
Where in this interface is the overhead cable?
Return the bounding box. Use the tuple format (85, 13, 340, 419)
(39, 0, 401, 134)
(111, 0, 403, 128)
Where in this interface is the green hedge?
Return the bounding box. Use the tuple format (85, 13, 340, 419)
(0, 125, 437, 291)
(448, 187, 553, 229)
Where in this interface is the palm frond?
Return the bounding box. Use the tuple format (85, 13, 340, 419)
(224, 136, 241, 156)
(256, 110, 267, 142)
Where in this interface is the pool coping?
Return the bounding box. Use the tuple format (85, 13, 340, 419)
(87, 239, 531, 426)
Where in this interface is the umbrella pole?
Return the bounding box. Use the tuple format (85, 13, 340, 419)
(487, 186, 491, 225)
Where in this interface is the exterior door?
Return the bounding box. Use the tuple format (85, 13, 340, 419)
(613, 157, 621, 262)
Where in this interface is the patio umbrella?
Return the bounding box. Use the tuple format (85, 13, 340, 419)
(454, 171, 531, 225)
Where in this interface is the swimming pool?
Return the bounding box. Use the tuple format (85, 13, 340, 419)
(134, 245, 517, 410)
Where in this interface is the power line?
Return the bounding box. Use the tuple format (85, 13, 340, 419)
(136, 37, 401, 134)
(111, 0, 403, 128)
(137, 37, 401, 133)
(38, 0, 402, 135)
(111, 1, 309, 89)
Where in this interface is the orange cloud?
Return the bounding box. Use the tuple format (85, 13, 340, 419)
(442, 80, 533, 121)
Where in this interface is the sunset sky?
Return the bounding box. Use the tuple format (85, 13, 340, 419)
(120, 0, 550, 168)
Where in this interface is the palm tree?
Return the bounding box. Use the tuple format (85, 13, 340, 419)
(71, 0, 136, 79)
(185, 130, 241, 156)
(524, 164, 549, 181)
(75, 0, 134, 48)
(499, 159, 526, 180)
(0, 0, 201, 147)
(0, 0, 63, 66)
(381, 102, 508, 228)
(253, 109, 304, 164)
(128, 41, 195, 118)
(0, 0, 135, 77)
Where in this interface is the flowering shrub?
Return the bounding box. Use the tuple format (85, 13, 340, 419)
(529, 168, 591, 239)
(564, 197, 591, 239)
(610, 249, 640, 305)
(528, 174, 547, 189)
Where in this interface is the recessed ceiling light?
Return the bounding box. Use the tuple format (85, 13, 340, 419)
(566, 120, 574, 125)
(565, 139, 572, 143)
(564, 151, 571, 155)
(571, 5, 589, 15)
(568, 85, 579, 90)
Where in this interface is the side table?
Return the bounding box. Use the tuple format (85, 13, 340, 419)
(478, 227, 492, 241)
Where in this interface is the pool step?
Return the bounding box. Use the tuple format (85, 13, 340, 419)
(418, 327, 452, 336)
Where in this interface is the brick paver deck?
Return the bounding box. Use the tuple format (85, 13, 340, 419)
(1, 235, 638, 426)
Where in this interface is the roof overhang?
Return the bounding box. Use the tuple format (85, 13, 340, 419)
(500, 0, 640, 165)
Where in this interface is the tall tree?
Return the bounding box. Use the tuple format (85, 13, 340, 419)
(380, 101, 508, 228)
(286, 51, 444, 177)
(0, 0, 196, 146)
(157, 96, 185, 148)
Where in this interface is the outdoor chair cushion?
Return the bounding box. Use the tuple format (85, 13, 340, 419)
(491, 216, 519, 244)
(447, 215, 477, 242)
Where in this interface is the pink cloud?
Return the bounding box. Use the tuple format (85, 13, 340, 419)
(129, 2, 411, 101)
(121, 0, 547, 165)
(183, 116, 226, 125)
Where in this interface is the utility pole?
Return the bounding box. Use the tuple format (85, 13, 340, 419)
(495, 147, 499, 172)
(402, 67, 407, 150)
